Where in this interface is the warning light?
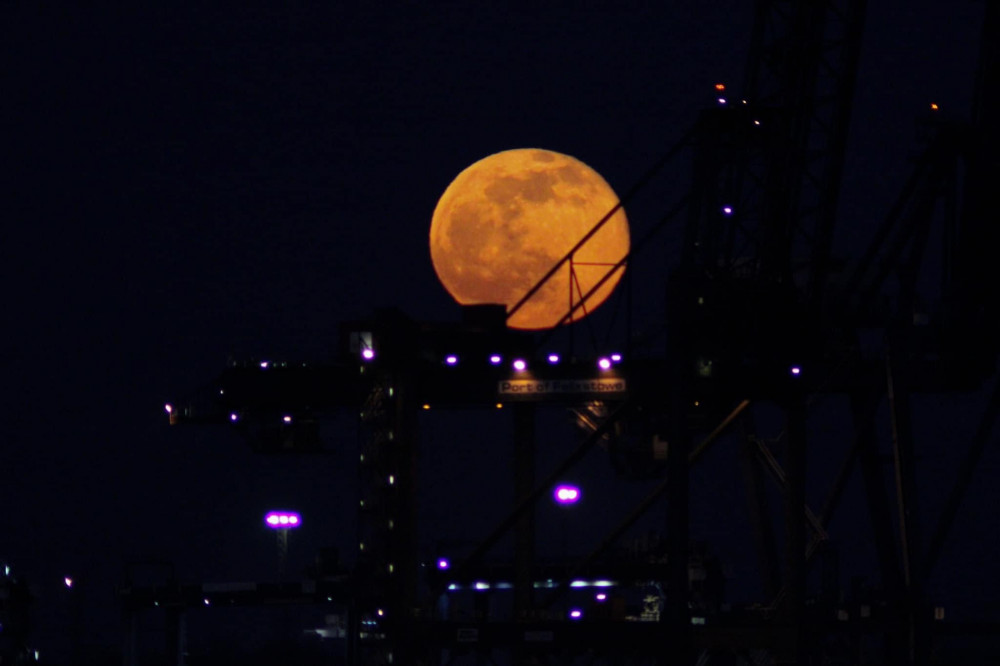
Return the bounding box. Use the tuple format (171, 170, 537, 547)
(930, 103, 939, 111)
(715, 83, 726, 91)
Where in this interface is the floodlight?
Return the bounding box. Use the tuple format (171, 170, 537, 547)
(264, 511, 302, 529)
(554, 484, 581, 504)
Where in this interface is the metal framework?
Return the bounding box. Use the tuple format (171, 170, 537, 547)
(144, 3, 1000, 665)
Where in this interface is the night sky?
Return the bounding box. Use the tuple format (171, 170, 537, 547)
(3, 2, 996, 661)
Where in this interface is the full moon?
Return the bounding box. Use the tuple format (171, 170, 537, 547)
(430, 149, 630, 330)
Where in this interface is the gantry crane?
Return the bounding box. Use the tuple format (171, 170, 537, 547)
(149, 2, 1000, 665)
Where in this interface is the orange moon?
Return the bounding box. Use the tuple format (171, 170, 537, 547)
(429, 149, 630, 330)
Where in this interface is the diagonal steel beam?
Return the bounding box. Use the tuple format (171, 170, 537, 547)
(539, 400, 751, 608)
(924, 377, 1000, 579)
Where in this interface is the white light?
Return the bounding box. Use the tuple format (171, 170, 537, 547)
(610, 353, 622, 363)
(267, 515, 280, 526)
(377, 608, 384, 617)
(361, 348, 376, 361)
(489, 354, 502, 365)
(474, 582, 490, 590)
(598, 358, 612, 371)
(547, 353, 560, 364)
(554, 485, 581, 504)
(569, 580, 589, 588)
(388, 475, 395, 485)
(164, 404, 173, 414)
(512, 359, 527, 372)
(64, 577, 73, 588)
(279, 516, 289, 525)
(790, 366, 802, 375)
(596, 593, 608, 601)
(569, 609, 583, 620)
(282, 415, 292, 423)
(34, 651, 40, 661)
(717, 97, 727, 105)
(592, 580, 615, 587)
(437, 558, 450, 570)
(260, 361, 269, 369)
(445, 355, 458, 365)
(230, 413, 239, 422)
(447, 584, 458, 591)
(204, 598, 211, 606)
(721, 205, 733, 215)
(288, 515, 300, 525)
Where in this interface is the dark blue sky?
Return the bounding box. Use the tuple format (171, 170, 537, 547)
(2, 2, 995, 659)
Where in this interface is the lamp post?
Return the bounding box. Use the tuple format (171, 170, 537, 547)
(264, 511, 301, 579)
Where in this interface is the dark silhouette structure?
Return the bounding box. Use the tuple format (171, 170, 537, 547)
(146, 2, 1000, 664)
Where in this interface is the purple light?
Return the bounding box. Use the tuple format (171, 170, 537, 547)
(445, 355, 459, 365)
(264, 511, 302, 529)
(610, 353, 622, 363)
(569, 608, 583, 620)
(597, 357, 612, 371)
(554, 484, 581, 504)
(489, 354, 502, 365)
(361, 348, 376, 361)
(512, 359, 527, 372)
(721, 205, 734, 216)
(437, 558, 450, 570)
(547, 353, 560, 364)
(595, 592, 608, 602)
(790, 366, 802, 376)
(229, 412, 239, 423)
